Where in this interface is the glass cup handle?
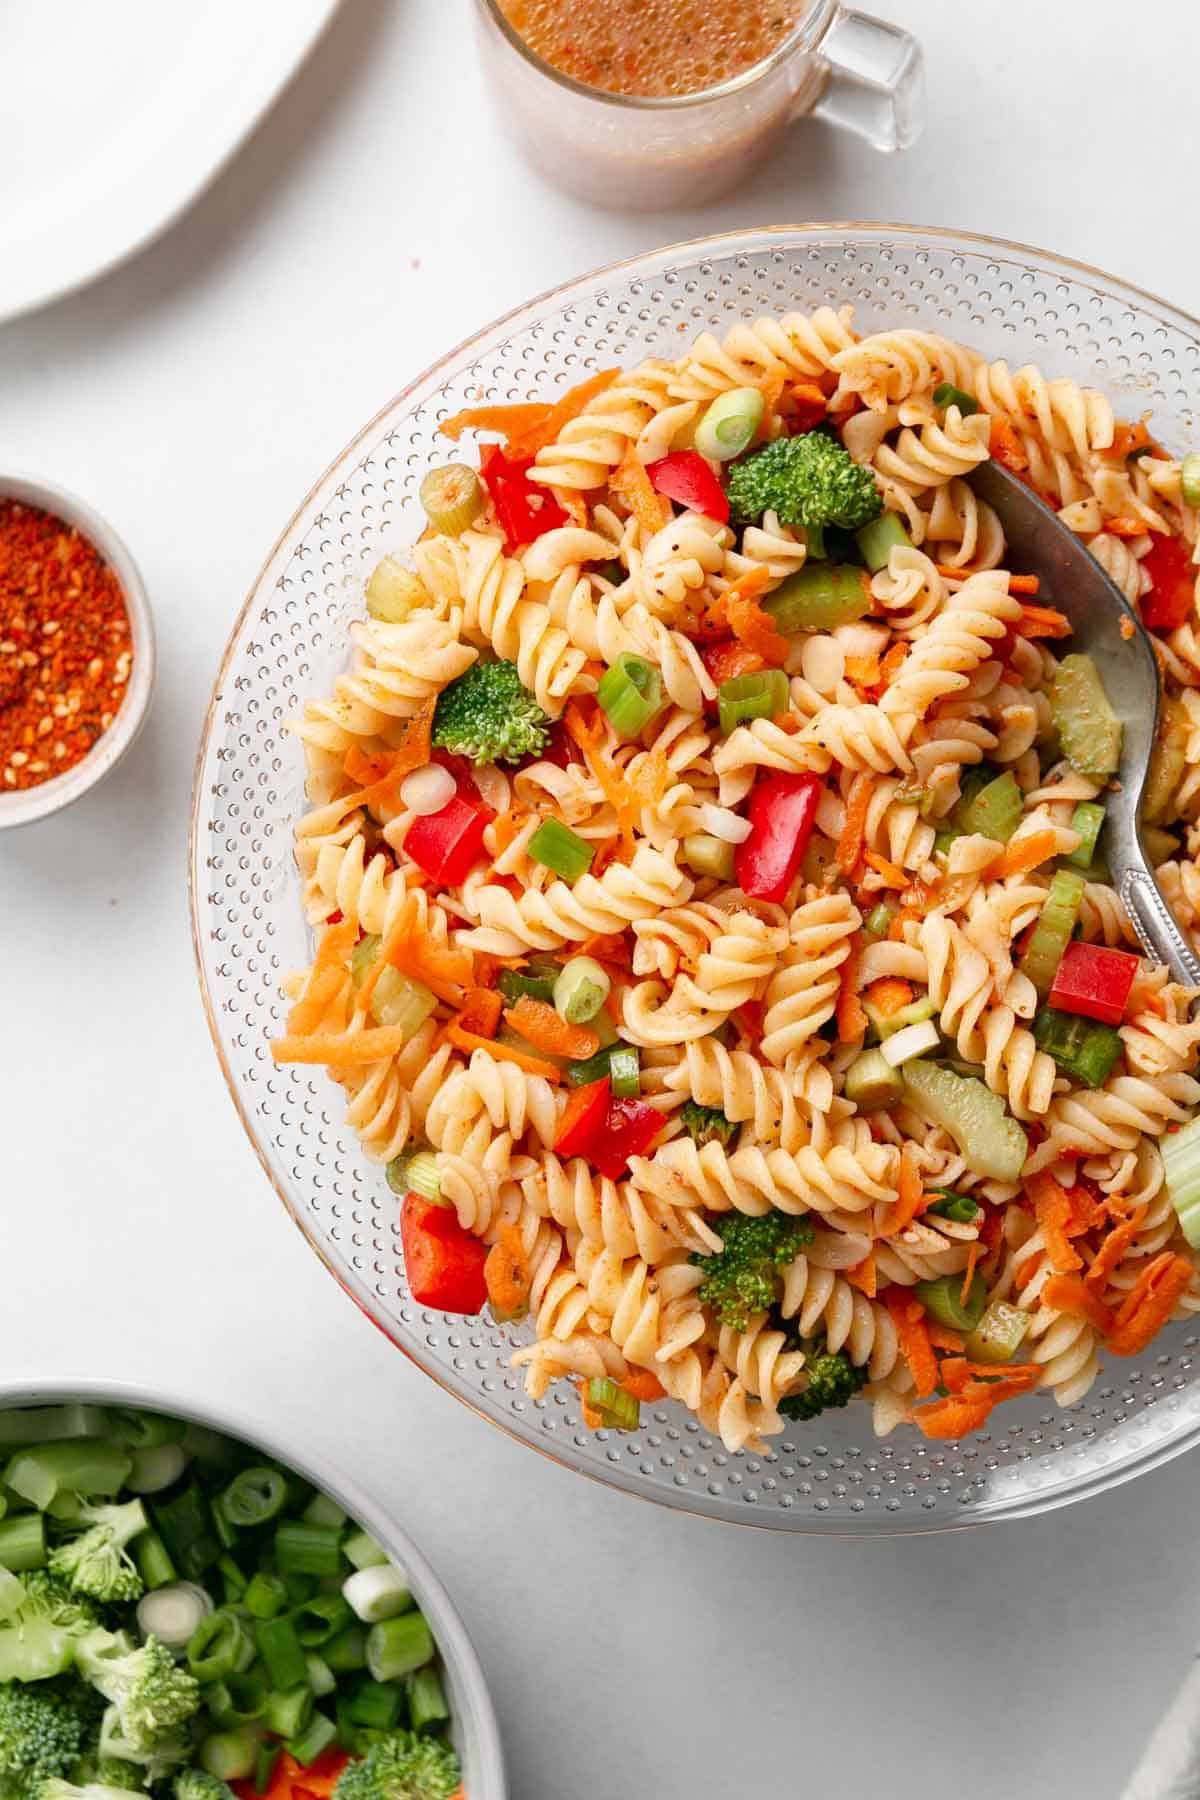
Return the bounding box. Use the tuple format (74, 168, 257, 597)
(804, 7, 925, 152)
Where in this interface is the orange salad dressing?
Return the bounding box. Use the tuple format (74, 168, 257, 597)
(498, 0, 804, 98)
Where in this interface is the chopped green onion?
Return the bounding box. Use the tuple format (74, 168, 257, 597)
(528, 819, 594, 882)
(956, 771, 1022, 842)
(1064, 801, 1106, 871)
(5, 1441, 132, 1509)
(243, 1570, 289, 1620)
(220, 1466, 289, 1529)
(343, 1562, 413, 1624)
(597, 653, 663, 738)
(255, 1744, 282, 1795)
(855, 511, 913, 571)
(408, 1666, 450, 1733)
(366, 1612, 435, 1683)
(932, 381, 979, 415)
(843, 1048, 904, 1110)
(585, 1378, 640, 1431)
(302, 1491, 347, 1531)
(0, 1570, 23, 1623)
(211, 1496, 239, 1552)
(497, 963, 560, 1005)
(288, 1712, 338, 1767)
(916, 1273, 988, 1332)
(0, 1404, 111, 1447)
(348, 1678, 406, 1731)
(717, 668, 789, 737)
(419, 464, 484, 536)
(108, 1409, 185, 1449)
(138, 1580, 212, 1649)
(306, 1654, 337, 1699)
(255, 1614, 309, 1691)
(276, 1520, 345, 1579)
(188, 1607, 257, 1684)
(553, 956, 611, 1024)
(763, 563, 871, 633)
(323, 1624, 368, 1673)
(126, 1442, 188, 1494)
(608, 1044, 641, 1099)
(878, 1017, 940, 1067)
(926, 1189, 981, 1225)
(386, 1149, 442, 1204)
(133, 1527, 177, 1591)
(366, 555, 425, 623)
(342, 1528, 389, 1571)
(694, 387, 764, 461)
(1163, 1116, 1200, 1248)
(201, 1727, 262, 1783)
(1182, 453, 1200, 508)
(262, 1684, 314, 1741)
(565, 1041, 629, 1087)
(1032, 1007, 1122, 1087)
(295, 1592, 354, 1646)
(682, 832, 736, 881)
(1019, 868, 1086, 996)
(864, 903, 895, 939)
(965, 1299, 1031, 1364)
(0, 1513, 45, 1571)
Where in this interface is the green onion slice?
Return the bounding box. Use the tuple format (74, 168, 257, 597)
(925, 1189, 981, 1225)
(932, 382, 979, 415)
(863, 903, 895, 939)
(221, 1466, 289, 1529)
(608, 1045, 641, 1099)
(553, 956, 611, 1024)
(419, 464, 484, 536)
(1182, 452, 1200, 508)
(365, 556, 425, 623)
(717, 668, 789, 737)
(528, 819, 594, 882)
(386, 1148, 442, 1204)
(694, 387, 765, 461)
(585, 1378, 640, 1431)
(597, 653, 663, 738)
(682, 833, 736, 881)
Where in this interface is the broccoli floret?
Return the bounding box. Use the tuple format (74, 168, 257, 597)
(334, 1731, 461, 1800)
(0, 1578, 102, 1684)
(48, 1504, 147, 1606)
(779, 1343, 868, 1421)
(432, 660, 551, 766)
(691, 1212, 813, 1332)
(173, 1772, 234, 1800)
(86, 1768, 143, 1796)
(35, 1783, 138, 1800)
(0, 1682, 93, 1800)
(726, 430, 882, 550)
(76, 1638, 198, 1758)
(95, 1710, 186, 1787)
(680, 1101, 737, 1148)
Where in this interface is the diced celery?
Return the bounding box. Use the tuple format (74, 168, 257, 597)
(1162, 1116, 1200, 1249)
(879, 1018, 941, 1067)
(350, 935, 380, 987)
(901, 1061, 1028, 1182)
(763, 565, 871, 633)
(915, 1273, 987, 1332)
(682, 833, 735, 881)
(843, 1048, 904, 1110)
(1064, 801, 1106, 871)
(956, 772, 1022, 842)
(1051, 654, 1122, 780)
(1031, 1007, 1122, 1088)
(366, 557, 425, 623)
(965, 1299, 1031, 1364)
(1019, 868, 1086, 996)
(864, 994, 937, 1039)
(370, 968, 437, 1035)
(4, 1441, 132, 1509)
(855, 512, 912, 572)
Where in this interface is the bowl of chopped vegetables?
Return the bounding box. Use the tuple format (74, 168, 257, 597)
(0, 1383, 505, 1800)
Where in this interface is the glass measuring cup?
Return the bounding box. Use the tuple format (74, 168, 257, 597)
(474, 0, 924, 208)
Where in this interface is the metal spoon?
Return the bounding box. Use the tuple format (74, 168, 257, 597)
(968, 460, 1200, 988)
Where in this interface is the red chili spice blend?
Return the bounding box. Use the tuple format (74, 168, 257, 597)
(0, 499, 133, 791)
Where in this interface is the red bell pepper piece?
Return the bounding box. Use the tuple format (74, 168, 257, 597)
(553, 1077, 661, 1177)
(405, 793, 490, 886)
(646, 450, 729, 525)
(1140, 533, 1195, 632)
(400, 1194, 488, 1314)
(554, 1078, 612, 1160)
(479, 443, 568, 551)
(734, 772, 823, 902)
(1048, 940, 1139, 1026)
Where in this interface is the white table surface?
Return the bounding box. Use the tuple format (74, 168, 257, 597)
(4, 3, 1198, 1794)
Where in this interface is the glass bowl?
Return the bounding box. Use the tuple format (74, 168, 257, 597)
(190, 225, 1200, 1533)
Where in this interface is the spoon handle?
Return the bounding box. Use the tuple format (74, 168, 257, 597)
(1119, 867, 1200, 989)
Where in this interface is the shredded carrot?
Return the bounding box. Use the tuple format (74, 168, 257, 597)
(1064, 1182, 1107, 1238)
(342, 703, 437, 809)
(912, 1393, 996, 1439)
(622, 1368, 667, 1402)
(835, 934, 867, 1043)
(1042, 1273, 1115, 1335)
(845, 1253, 877, 1298)
(702, 639, 766, 687)
(610, 445, 670, 533)
(1104, 514, 1150, 538)
(939, 1358, 1041, 1395)
(271, 1026, 411, 1067)
(564, 698, 639, 857)
(1085, 1204, 1150, 1290)
(579, 932, 632, 968)
(863, 976, 914, 1019)
(926, 1322, 965, 1353)
(959, 1241, 982, 1307)
(787, 378, 829, 433)
(387, 928, 472, 1008)
(885, 1290, 939, 1397)
(888, 908, 915, 942)
(1017, 603, 1072, 639)
(996, 828, 1057, 878)
(723, 566, 790, 667)
(989, 416, 1029, 474)
(844, 653, 881, 691)
(1110, 420, 1152, 460)
(343, 746, 395, 786)
(1006, 574, 1042, 597)
(440, 401, 554, 444)
(1106, 1252, 1195, 1356)
(836, 773, 873, 877)
(487, 809, 528, 857)
(457, 986, 503, 1038)
(503, 996, 599, 1062)
(864, 849, 908, 890)
(443, 1023, 561, 1081)
(877, 642, 908, 689)
(285, 917, 358, 1035)
(507, 369, 623, 457)
(880, 1142, 926, 1238)
(1028, 1172, 1083, 1274)
(484, 1223, 532, 1317)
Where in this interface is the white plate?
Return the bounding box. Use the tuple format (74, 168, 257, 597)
(1, 0, 339, 325)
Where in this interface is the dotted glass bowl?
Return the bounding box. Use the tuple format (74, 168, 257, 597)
(191, 225, 1200, 1533)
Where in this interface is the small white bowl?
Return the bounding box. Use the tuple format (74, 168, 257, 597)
(0, 472, 155, 829)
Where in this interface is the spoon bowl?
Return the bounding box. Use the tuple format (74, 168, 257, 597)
(970, 460, 1200, 988)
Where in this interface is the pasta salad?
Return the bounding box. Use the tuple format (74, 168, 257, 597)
(272, 308, 1200, 1450)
